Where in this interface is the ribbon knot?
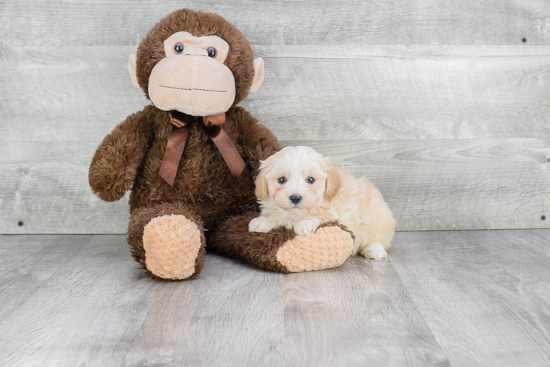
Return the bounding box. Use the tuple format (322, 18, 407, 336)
(159, 110, 245, 186)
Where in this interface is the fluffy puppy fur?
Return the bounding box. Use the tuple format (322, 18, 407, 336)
(249, 146, 396, 260)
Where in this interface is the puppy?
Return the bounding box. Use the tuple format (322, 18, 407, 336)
(249, 146, 396, 260)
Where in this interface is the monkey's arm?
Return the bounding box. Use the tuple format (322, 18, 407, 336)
(230, 107, 283, 180)
(89, 107, 154, 202)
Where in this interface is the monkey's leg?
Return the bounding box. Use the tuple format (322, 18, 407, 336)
(208, 212, 354, 273)
(128, 203, 206, 280)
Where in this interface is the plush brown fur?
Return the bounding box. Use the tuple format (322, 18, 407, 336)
(208, 212, 293, 272)
(89, 8, 352, 279)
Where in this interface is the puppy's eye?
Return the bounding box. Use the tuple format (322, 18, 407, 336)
(306, 177, 315, 184)
(278, 177, 287, 184)
(174, 42, 185, 54)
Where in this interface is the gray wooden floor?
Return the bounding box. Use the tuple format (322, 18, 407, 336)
(1, 230, 549, 367)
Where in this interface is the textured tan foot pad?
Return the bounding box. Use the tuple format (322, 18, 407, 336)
(276, 226, 353, 272)
(143, 215, 201, 280)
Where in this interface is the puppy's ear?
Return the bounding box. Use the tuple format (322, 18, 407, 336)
(324, 159, 342, 202)
(254, 160, 272, 200)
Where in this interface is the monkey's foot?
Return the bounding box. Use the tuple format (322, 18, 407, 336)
(276, 226, 353, 272)
(142, 215, 203, 280)
(208, 213, 353, 273)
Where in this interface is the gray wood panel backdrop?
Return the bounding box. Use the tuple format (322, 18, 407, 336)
(1, 0, 549, 234)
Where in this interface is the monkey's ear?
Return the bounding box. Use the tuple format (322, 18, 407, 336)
(249, 58, 265, 93)
(128, 54, 140, 88)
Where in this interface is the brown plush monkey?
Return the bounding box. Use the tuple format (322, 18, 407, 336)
(89, 9, 353, 280)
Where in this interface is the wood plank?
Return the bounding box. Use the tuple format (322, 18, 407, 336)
(2, 45, 550, 142)
(1, 138, 548, 233)
(265, 257, 450, 367)
(1, 0, 550, 46)
(0, 234, 62, 320)
(0, 235, 161, 366)
(0, 142, 130, 234)
(391, 230, 550, 367)
(465, 229, 550, 304)
(253, 45, 550, 140)
(0, 45, 148, 144)
(121, 254, 286, 367)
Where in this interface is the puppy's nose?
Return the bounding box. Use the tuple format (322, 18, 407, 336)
(290, 194, 302, 204)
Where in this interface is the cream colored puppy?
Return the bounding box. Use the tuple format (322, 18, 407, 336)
(249, 146, 396, 260)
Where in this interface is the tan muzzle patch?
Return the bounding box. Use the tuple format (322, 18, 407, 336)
(148, 54, 236, 116)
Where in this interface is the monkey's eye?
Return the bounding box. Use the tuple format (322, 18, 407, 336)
(306, 177, 315, 184)
(174, 42, 184, 54)
(278, 177, 287, 184)
(207, 47, 217, 58)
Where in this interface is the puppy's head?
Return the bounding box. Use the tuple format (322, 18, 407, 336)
(255, 146, 342, 215)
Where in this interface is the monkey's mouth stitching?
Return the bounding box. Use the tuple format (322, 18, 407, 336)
(160, 85, 227, 93)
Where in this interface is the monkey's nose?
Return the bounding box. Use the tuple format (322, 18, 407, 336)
(290, 194, 302, 204)
(184, 47, 208, 57)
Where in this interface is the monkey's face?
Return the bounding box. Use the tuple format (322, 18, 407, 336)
(128, 10, 265, 118)
(147, 32, 236, 116)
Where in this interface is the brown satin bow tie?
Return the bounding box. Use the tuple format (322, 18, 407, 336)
(159, 110, 245, 186)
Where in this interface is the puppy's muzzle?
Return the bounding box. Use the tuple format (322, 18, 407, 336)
(290, 194, 302, 204)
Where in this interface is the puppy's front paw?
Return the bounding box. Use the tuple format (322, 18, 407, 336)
(249, 216, 277, 233)
(294, 217, 321, 235)
(361, 242, 388, 260)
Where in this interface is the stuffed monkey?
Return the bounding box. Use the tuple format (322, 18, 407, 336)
(89, 9, 353, 280)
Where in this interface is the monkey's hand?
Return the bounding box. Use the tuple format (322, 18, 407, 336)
(89, 108, 153, 202)
(89, 141, 140, 202)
